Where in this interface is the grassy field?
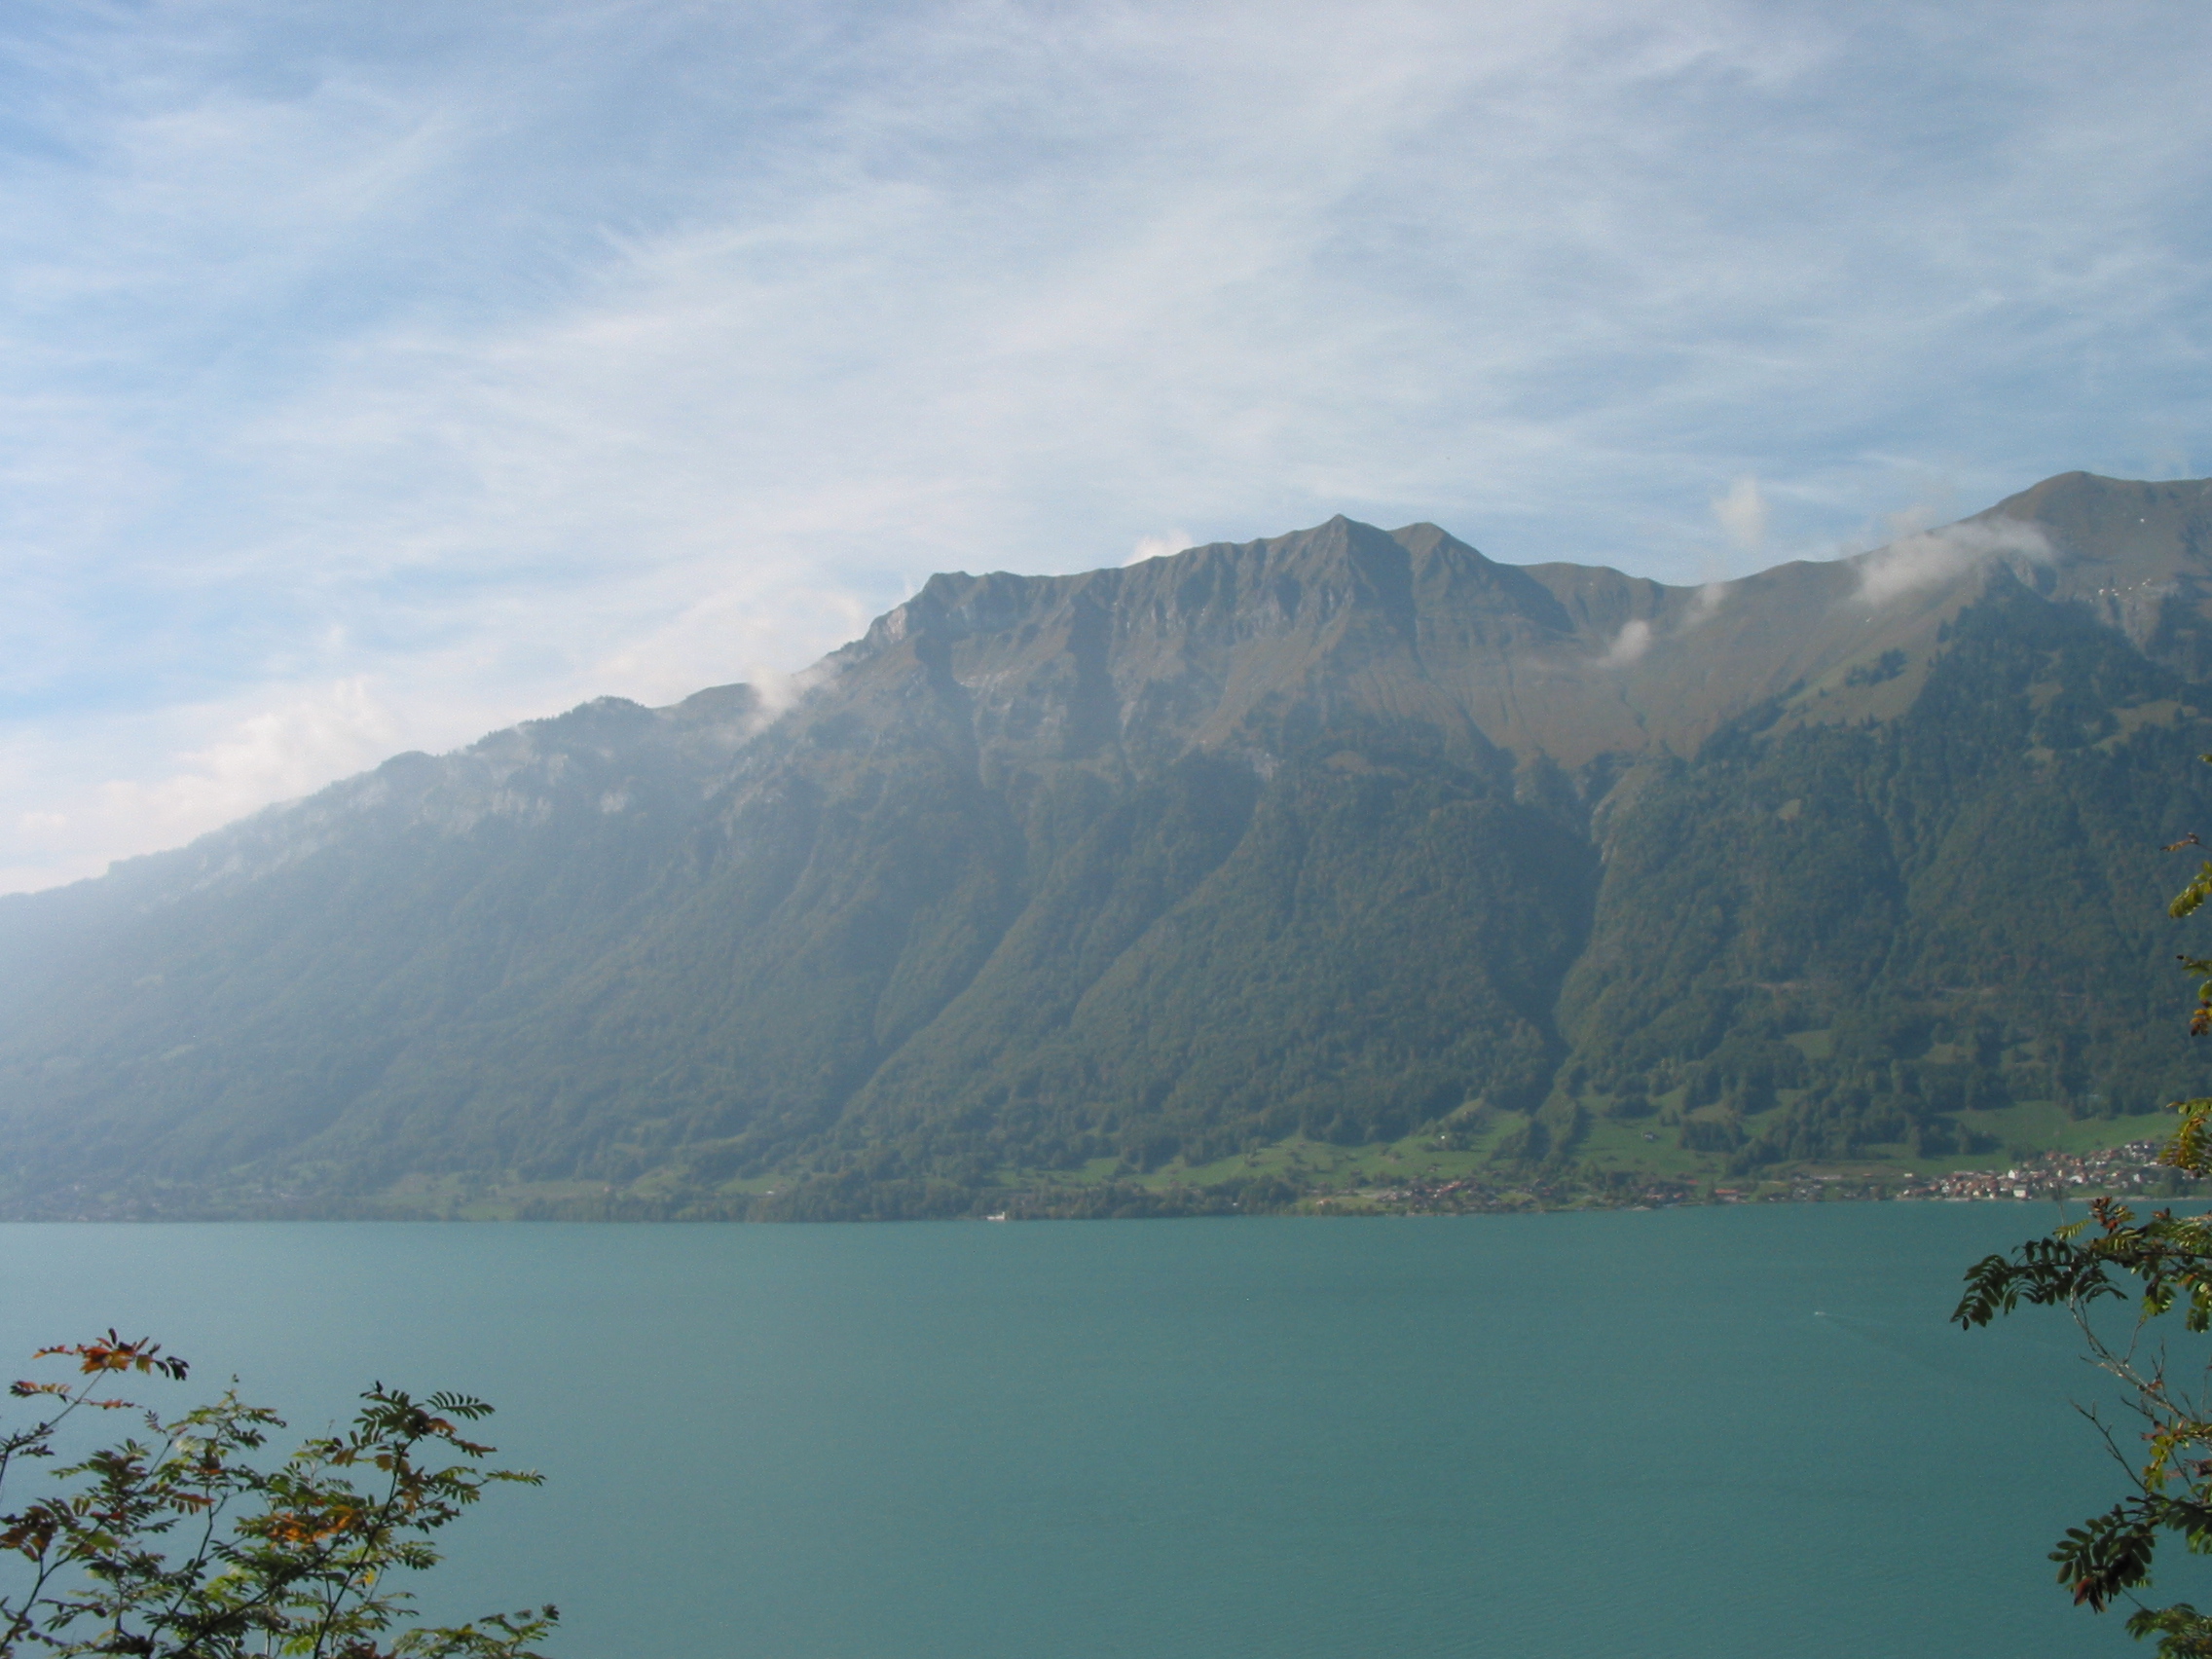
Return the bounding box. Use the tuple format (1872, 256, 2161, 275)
(956, 1084, 2189, 1215)
(340, 1078, 2193, 1221)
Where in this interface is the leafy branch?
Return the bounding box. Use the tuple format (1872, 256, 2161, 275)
(1955, 788, 2212, 1654)
(0, 1336, 556, 1658)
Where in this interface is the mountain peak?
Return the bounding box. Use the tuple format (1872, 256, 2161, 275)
(12, 472, 2212, 1219)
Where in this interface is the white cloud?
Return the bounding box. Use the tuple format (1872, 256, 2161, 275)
(0, 679, 408, 891)
(1127, 529, 1197, 566)
(1855, 518, 2055, 607)
(107, 682, 400, 829)
(1598, 618, 1653, 667)
(1712, 477, 1767, 560)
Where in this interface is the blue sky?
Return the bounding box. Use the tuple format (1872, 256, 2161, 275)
(4, 0, 2209, 891)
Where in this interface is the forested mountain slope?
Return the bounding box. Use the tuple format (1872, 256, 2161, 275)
(5, 472, 2212, 1218)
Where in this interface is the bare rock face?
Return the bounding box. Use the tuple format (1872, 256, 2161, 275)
(4, 471, 2212, 1218)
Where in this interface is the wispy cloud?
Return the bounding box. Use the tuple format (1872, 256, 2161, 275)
(1856, 519, 2055, 607)
(0, 678, 404, 893)
(3, 0, 2212, 887)
(1598, 618, 1653, 667)
(1711, 477, 1767, 561)
(1127, 530, 1197, 566)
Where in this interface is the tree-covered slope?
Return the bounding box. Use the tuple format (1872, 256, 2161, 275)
(5, 473, 2212, 1217)
(1559, 575, 2212, 1170)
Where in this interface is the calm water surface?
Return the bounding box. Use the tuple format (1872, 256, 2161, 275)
(0, 1206, 2187, 1657)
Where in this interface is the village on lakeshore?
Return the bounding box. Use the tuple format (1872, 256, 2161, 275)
(1317, 1140, 2197, 1217)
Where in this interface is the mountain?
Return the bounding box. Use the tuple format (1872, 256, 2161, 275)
(7, 471, 2212, 1219)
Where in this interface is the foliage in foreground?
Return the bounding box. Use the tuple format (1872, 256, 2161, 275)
(0, 1333, 555, 1658)
(1955, 808, 2212, 1654)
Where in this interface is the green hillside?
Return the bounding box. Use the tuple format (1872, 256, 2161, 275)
(4, 473, 2212, 1219)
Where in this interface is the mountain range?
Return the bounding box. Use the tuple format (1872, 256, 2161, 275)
(7, 469, 2212, 1219)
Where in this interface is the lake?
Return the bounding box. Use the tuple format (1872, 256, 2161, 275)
(0, 1204, 2186, 1656)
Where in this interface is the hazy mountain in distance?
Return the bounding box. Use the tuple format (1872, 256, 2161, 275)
(6, 471, 2212, 1219)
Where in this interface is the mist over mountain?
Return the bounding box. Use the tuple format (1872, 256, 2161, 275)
(6, 471, 2212, 1219)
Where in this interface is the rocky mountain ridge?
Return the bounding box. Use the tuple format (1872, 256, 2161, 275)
(6, 470, 2212, 1218)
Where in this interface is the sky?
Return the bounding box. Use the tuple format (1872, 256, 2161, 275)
(3, 0, 2209, 892)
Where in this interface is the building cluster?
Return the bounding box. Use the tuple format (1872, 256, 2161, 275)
(1338, 1138, 2194, 1214)
(1895, 1142, 2173, 1202)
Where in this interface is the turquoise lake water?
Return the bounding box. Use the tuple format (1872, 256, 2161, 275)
(0, 1206, 2193, 1657)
